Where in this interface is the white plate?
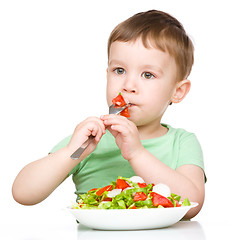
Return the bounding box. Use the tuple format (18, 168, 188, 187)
(67, 202, 198, 230)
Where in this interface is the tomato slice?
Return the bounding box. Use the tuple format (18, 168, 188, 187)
(171, 197, 181, 207)
(112, 93, 126, 107)
(112, 93, 130, 118)
(150, 192, 174, 207)
(120, 107, 130, 117)
(103, 197, 113, 202)
(96, 185, 113, 196)
(133, 192, 147, 201)
(175, 200, 181, 207)
(137, 183, 147, 188)
(116, 179, 130, 190)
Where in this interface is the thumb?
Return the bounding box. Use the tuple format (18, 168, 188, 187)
(107, 126, 119, 138)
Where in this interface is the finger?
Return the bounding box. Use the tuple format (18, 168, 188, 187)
(101, 114, 126, 120)
(106, 125, 119, 138)
(110, 123, 130, 135)
(102, 116, 130, 128)
(94, 122, 106, 142)
(92, 117, 107, 134)
(85, 117, 106, 135)
(95, 131, 102, 142)
(91, 124, 99, 137)
(95, 124, 104, 142)
(98, 119, 106, 134)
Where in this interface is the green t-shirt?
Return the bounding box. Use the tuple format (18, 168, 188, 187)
(50, 124, 205, 195)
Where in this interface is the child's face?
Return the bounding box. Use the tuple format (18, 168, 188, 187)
(106, 38, 178, 127)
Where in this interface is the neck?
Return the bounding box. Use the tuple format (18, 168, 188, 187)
(137, 122, 168, 140)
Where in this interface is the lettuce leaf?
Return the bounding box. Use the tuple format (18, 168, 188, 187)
(181, 198, 191, 206)
(171, 193, 181, 202)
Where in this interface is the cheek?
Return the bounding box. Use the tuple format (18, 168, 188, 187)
(106, 83, 112, 105)
(149, 81, 174, 101)
(142, 86, 171, 112)
(106, 79, 120, 105)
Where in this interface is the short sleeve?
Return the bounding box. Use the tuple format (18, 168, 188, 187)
(49, 135, 72, 154)
(177, 133, 206, 182)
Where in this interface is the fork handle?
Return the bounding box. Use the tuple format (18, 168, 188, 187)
(70, 135, 95, 160)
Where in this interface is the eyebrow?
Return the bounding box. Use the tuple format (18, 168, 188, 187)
(109, 60, 163, 75)
(141, 64, 164, 75)
(108, 59, 126, 67)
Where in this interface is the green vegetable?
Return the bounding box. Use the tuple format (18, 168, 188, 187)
(167, 196, 177, 207)
(181, 198, 191, 206)
(171, 193, 181, 202)
(72, 176, 192, 210)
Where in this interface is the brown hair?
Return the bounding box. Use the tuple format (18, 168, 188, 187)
(107, 10, 194, 81)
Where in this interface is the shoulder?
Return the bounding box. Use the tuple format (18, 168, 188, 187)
(164, 124, 203, 157)
(165, 124, 198, 143)
(166, 125, 204, 169)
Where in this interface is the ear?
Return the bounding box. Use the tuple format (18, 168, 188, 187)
(171, 79, 191, 104)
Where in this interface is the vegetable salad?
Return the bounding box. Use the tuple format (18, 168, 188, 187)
(72, 176, 191, 210)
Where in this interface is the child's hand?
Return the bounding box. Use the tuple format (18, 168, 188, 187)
(67, 117, 106, 159)
(101, 115, 144, 161)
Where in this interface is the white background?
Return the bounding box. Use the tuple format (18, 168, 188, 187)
(1, 0, 230, 235)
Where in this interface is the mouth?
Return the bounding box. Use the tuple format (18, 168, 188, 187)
(128, 103, 136, 107)
(123, 98, 136, 108)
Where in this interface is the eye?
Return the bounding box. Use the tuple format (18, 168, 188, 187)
(114, 68, 126, 75)
(142, 72, 155, 79)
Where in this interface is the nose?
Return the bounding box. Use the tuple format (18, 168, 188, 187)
(123, 74, 137, 93)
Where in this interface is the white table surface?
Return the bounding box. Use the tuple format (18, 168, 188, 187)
(0, 206, 228, 240)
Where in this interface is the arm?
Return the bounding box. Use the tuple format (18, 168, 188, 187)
(12, 117, 106, 205)
(12, 147, 79, 205)
(101, 114, 205, 219)
(129, 149, 205, 219)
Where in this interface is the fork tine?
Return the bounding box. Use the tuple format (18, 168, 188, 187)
(109, 104, 129, 114)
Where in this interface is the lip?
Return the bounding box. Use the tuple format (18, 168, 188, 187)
(122, 97, 137, 107)
(128, 103, 136, 107)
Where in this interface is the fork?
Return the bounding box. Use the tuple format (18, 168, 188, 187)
(70, 104, 130, 160)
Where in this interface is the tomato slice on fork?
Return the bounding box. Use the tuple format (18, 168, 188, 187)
(112, 93, 130, 117)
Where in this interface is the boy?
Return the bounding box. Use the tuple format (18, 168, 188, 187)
(12, 10, 205, 219)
